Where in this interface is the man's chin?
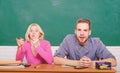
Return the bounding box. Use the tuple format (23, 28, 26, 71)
(79, 40, 88, 46)
(79, 41, 85, 46)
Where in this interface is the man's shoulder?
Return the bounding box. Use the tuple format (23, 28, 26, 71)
(63, 34, 77, 43)
(90, 37, 102, 43)
(90, 37, 100, 40)
(65, 34, 75, 38)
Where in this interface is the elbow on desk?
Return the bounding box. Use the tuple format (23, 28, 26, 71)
(112, 59, 117, 67)
(44, 57, 54, 64)
(53, 57, 63, 65)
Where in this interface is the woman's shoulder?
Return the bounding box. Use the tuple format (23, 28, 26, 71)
(40, 39, 50, 44)
(40, 40, 51, 47)
(21, 41, 31, 51)
(22, 41, 30, 46)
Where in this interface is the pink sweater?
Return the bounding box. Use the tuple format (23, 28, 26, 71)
(16, 40, 53, 65)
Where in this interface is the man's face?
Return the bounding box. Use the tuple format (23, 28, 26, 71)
(75, 23, 91, 45)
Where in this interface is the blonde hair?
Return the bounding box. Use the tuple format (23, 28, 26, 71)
(25, 23, 44, 41)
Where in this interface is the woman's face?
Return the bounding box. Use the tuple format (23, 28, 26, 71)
(29, 26, 40, 41)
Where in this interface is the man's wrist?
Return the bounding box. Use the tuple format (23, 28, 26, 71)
(91, 61, 96, 68)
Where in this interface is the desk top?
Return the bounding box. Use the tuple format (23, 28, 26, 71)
(0, 64, 116, 73)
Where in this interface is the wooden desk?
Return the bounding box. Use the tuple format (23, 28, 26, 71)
(0, 64, 116, 73)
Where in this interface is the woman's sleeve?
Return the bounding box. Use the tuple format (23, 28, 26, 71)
(36, 41, 53, 64)
(16, 46, 25, 62)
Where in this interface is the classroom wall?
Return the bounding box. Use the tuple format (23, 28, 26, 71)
(0, 0, 120, 46)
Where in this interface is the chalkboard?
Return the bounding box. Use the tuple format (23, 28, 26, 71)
(0, 0, 120, 46)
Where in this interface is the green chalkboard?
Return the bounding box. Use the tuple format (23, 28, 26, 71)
(0, 0, 120, 46)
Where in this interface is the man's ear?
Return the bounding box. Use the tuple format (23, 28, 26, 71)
(89, 30, 91, 36)
(74, 30, 76, 34)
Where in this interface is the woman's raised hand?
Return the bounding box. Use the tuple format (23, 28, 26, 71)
(16, 37, 25, 49)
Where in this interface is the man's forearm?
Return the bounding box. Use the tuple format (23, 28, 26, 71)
(54, 57, 80, 66)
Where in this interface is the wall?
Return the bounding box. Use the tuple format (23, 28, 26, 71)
(0, 0, 120, 46)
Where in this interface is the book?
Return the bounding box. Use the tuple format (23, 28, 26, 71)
(0, 61, 25, 68)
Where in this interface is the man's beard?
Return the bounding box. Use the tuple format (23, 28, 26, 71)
(78, 38, 88, 46)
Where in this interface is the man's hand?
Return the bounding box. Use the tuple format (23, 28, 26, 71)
(79, 56, 92, 67)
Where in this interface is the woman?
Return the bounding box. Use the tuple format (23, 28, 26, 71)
(16, 23, 53, 65)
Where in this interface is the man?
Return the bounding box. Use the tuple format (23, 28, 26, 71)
(54, 18, 116, 68)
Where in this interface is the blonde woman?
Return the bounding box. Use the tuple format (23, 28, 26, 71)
(16, 23, 53, 65)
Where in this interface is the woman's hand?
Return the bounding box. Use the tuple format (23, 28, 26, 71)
(31, 39, 40, 48)
(30, 39, 40, 56)
(16, 37, 25, 50)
